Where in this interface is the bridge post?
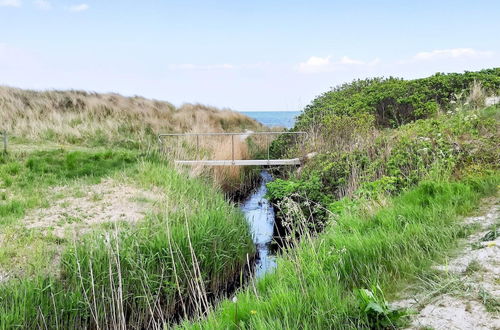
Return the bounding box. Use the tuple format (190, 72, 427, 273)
(231, 135, 234, 164)
(267, 134, 270, 160)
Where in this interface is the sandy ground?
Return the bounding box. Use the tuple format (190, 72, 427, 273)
(394, 199, 500, 330)
(0, 179, 160, 283)
(24, 179, 159, 238)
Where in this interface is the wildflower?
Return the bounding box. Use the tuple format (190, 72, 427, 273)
(250, 310, 257, 315)
(487, 242, 496, 247)
(232, 296, 238, 303)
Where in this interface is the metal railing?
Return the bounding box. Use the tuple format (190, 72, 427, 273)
(158, 131, 307, 164)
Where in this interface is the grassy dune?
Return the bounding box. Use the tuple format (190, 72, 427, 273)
(0, 85, 269, 194)
(0, 86, 263, 148)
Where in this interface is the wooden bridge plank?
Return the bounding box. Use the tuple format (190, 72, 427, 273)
(174, 159, 301, 166)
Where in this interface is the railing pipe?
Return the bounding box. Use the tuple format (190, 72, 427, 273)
(157, 131, 308, 163)
(158, 131, 307, 137)
(231, 135, 234, 163)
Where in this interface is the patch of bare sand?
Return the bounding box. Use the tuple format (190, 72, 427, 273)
(393, 200, 500, 330)
(24, 179, 160, 238)
(0, 270, 8, 283)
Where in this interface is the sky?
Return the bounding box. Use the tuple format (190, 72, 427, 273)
(1, 0, 499, 111)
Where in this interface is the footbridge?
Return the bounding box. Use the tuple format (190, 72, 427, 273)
(158, 131, 307, 166)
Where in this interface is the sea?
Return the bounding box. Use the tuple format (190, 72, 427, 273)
(241, 111, 301, 129)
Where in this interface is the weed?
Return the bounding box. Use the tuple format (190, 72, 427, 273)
(478, 288, 500, 312)
(463, 260, 484, 275)
(480, 228, 499, 241)
(0, 86, 263, 149)
(357, 285, 408, 329)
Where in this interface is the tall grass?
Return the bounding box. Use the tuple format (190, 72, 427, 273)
(179, 173, 499, 329)
(0, 86, 263, 148)
(0, 152, 255, 329)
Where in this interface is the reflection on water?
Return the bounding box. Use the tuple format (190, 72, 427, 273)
(240, 171, 277, 278)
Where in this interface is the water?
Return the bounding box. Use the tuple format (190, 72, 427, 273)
(241, 111, 301, 129)
(239, 111, 299, 277)
(240, 171, 277, 277)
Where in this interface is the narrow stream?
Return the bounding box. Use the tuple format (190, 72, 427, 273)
(240, 170, 277, 278)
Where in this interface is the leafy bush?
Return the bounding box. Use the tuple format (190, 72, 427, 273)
(269, 83, 498, 240)
(295, 68, 500, 132)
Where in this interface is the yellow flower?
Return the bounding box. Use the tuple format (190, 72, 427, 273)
(250, 310, 257, 315)
(487, 242, 496, 247)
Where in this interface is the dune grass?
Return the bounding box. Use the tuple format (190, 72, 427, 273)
(179, 173, 499, 329)
(0, 149, 254, 329)
(0, 86, 262, 149)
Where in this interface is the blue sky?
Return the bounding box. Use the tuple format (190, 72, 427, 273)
(1, 0, 499, 111)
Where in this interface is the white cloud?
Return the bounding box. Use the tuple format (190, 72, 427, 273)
(68, 3, 88, 12)
(0, 0, 21, 7)
(168, 63, 235, 70)
(338, 56, 366, 65)
(33, 0, 50, 9)
(297, 55, 380, 73)
(410, 48, 493, 62)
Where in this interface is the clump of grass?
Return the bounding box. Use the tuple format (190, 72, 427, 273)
(478, 288, 500, 312)
(480, 228, 499, 241)
(463, 260, 484, 275)
(466, 80, 488, 110)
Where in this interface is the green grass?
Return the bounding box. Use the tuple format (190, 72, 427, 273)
(0, 149, 137, 226)
(0, 149, 140, 277)
(179, 173, 499, 329)
(0, 149, 255, 329)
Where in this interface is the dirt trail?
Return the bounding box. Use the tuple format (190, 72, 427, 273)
(394, 198, 500, 329)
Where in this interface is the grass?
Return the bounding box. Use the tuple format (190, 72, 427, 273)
(0, 148, 255, 329)
(0, 86, 263, 149)
(0, 149, 137, 226)
(1, 85, 270, 197)
(179, 173, 499, 329)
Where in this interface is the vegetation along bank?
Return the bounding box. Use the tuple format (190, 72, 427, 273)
(181, 68, 500, 328)
(0, 68, 499, 328)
